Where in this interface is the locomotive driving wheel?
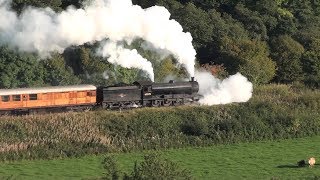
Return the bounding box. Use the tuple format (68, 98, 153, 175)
(152, 100, 161, 107)
(162, 99, 172, 107)
(173, 99, 182, 106)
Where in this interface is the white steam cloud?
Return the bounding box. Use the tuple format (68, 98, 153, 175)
(0, 0, 196, 80)
(196, 71, 253, 105)
(99, 41, 154, 81)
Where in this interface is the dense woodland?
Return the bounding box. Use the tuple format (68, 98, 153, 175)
(1, 0, 320, 88)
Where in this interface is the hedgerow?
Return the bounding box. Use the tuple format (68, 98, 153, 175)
(0, 84, 320, 161)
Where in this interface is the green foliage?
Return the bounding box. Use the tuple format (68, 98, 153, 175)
(301, 40, 320, 87)
(102, 153, 192, 180)
(60, 0, 85, 9)
(0, 46, 46, 88)
(107, 65, 142, 84)
(270, 35, 305, 83)
(102, 155, 120, 180)
(153, 57, 182, 82)
(124, 153, 192, 180)
(220, 38, 276, 84)
(69, 46, 110, 86)
(124, 39, 188, 82)
(11, 0, 62, 12)
(233, 3, 268, 40)
(42, 53, 81, 86)
(78, 47, 107, 74)
(172, 3, 214, 49)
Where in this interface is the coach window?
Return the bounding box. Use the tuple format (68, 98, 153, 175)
(13, 95, 21, 101)
(79, 91, 85, 97)
(87, 91, 96, 96)
(1, 95, 10, 102)
(29, 94, 38, 100)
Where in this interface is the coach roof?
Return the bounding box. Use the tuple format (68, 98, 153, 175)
(0, 85, 97, 96)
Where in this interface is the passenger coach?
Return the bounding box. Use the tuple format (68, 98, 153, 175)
(0, 85, 97, 115)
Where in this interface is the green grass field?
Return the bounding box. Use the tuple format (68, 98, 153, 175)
(1, 136, 320, 179)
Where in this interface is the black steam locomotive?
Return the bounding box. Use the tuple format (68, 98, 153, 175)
(97, 77, 201, 109)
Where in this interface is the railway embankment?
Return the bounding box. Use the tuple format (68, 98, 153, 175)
(0, 84, 319, 161)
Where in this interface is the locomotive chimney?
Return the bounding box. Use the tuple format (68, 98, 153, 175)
(191, 77, 195, 82)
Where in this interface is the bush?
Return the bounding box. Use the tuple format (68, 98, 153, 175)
(102, 153, 192, 180)
(102, 155, 120, 180)
(125, 153, 192, 180)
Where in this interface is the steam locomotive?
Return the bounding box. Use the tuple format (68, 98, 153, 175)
(0, 78, 201, 115)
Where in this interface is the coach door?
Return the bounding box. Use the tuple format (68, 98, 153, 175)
(22, 94, 28, 108)
(86, 91, 96, 103)
(69, 91, 77, 105)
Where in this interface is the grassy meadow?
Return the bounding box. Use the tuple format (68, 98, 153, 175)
(1, 135, 320, 179)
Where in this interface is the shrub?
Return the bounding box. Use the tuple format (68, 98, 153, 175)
(102, 155, 120, 180)
(102, 153, 192, 180)
(124, 153, 193, 180)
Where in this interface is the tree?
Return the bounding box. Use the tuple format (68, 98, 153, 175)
(273, 16, 297, 36)
(124, 38, 188, 82)
(0, 46, 46, 88)
(233, 3, 268, 40)
(301, 39, 320, 87)
(11, 0, 62, 13)
(270, 35, 304, 83)
(220, 38, 276, 84)
(152, 57, 182, 82)
(252, 0, 279, 33)
(106, 65, 142, 84)
(60, 0, 85, 9)
(42, 53, 81, 86)
(171, 3, 214, 49)
(132, 0, 157, 8)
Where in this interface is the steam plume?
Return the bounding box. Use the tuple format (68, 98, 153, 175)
(0, 0, 196, 80)
(98, 41, 154, 81)
(196, 71, 253, 105)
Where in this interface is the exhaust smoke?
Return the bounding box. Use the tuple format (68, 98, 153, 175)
(195, 71, 253, 105)
(0, 0, 196, 81)
(98, 41, 154, 81)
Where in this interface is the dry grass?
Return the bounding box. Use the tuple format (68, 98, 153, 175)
(0, 112, 112, 155)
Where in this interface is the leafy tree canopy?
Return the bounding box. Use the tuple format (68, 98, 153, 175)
(1, 0, 320, 88)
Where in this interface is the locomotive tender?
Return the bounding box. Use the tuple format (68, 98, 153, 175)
(0, 78, 200, 115)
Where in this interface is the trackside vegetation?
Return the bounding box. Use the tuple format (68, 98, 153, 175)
(0, 84, 319, 161)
